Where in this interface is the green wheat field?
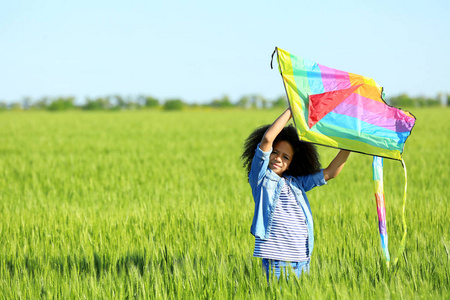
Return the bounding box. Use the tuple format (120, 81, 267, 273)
(1, 108, 449, 299)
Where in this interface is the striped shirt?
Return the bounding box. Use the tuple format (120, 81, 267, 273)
(253, 178, 309, 262)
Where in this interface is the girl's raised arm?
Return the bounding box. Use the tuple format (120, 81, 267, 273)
(323, 150, 351, 181)
(259, 108, 292, 152)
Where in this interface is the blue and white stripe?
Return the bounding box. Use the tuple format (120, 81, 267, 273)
(254, 178, 309, 262)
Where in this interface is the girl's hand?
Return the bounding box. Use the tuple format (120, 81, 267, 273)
(259, 108, 292, 152)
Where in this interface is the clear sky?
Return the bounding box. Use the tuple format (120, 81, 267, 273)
(1, 0, 449, 104)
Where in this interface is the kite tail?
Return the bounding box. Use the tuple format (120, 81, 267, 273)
(392, 158, 408, 267)
(372, 156, 390, 267)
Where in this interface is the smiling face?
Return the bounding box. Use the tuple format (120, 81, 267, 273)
(269, 140, 294, 177)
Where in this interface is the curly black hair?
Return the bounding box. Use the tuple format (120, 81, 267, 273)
(241, 124, 321, 178)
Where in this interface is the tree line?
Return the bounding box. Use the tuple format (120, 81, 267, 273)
(0, 93, 448, 112)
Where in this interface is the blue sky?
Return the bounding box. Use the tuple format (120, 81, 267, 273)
(1, 0, 449, 104)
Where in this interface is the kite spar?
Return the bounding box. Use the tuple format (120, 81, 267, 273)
(271, 47, 416, 267)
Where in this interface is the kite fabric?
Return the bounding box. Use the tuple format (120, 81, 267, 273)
(272, 47, 415, 161)
(272, 47, 415, 266)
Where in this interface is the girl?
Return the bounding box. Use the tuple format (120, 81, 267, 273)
(241, 108, 350, 281)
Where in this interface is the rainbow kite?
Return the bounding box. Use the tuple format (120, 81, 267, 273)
(272, 47, 415, 267)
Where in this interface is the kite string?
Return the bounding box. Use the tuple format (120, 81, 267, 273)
(270, 47, 278, 69)
(393, 158, 408, 266)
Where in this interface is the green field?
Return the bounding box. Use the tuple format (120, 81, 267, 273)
(1, 108, 449, 298)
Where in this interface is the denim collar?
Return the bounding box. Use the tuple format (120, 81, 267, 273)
(266, 168, 294, 184)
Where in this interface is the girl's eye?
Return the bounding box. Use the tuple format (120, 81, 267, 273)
(284, 156, 289, 160)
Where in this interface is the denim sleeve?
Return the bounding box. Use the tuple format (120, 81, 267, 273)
(297, 169, 327, 192)
(248, 143, 271, 185)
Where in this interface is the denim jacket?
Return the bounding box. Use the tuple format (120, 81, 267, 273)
(249, 144, 326, 258)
